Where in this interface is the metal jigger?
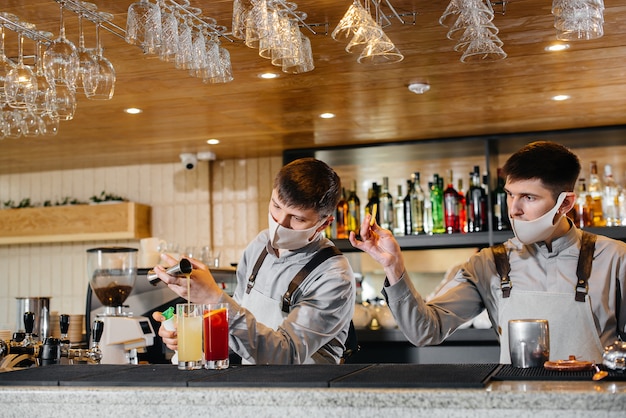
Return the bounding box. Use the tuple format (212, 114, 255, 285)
(147, 258, 193, 285)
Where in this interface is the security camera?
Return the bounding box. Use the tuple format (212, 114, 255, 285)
(180, 153, 197, 170)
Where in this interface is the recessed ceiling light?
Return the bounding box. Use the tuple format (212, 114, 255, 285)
(552, 94, 571, 101)
(319, 113, 335, 119)
(206, 138, 220, 145)
(545, 43, 570, 52)
(408, 82, 430, 94)
(259, 72, 279, 79)
(124, 107, 142, 114)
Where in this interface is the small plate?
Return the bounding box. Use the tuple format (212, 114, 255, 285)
(544, 357, 593, 371)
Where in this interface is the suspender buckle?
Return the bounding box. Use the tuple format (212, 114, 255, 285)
(575, 279, 588, 302)
(246, 274, 256, 294)
(281, 292, 291, 313)
(501, 277, 512, 298)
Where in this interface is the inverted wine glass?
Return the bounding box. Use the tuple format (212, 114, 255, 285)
(76, 8, 100, 96)
(0, 16, 19, 104)
(87, 12, 115, 100)
(43, 0, 79, 87)
(5, 24, 38, 110)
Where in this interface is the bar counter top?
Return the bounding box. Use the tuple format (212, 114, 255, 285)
(0, 364, 625, 417)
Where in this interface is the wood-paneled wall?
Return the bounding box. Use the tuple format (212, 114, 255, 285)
(0, 156, 282, 332)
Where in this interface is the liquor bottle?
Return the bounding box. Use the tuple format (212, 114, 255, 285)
(467, 166, 486, 232)
(603, 164, 620, 226)
(403, 179, 414, 235)
(481, 173, 490, 230)
(393, 184, 405, 236)
(431, 174, 445, 234)
(588, 161, 605, 226)
(492, 168, 510, 231)
(347, 180, 361, 234)
(410, 172, 425, 234)
(365, 182, 380, 225)
(379, 177, 394, 231)
(443, 170, 460, 234)
(457, 179, 467, 233)
(423, 182, 433, 234)
(571, 178, 592, 228)
(335, 187, 349, 239)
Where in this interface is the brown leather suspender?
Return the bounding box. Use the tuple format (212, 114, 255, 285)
(492, 243, 511, 298)
(280, 246, 343, 313)
(245, 245, 343, 313)
(575, 231, 597, 302)
(492, 230, 596, 301)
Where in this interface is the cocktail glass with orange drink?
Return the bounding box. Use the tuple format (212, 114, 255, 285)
(203, 303, 229, 369)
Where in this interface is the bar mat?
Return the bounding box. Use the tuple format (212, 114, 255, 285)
(189, 364, 371, 388)
(491, 364, 626, 381)
(61, 364, 231, 387)
(330, 363, 499, 388)
(0, 365, 130, 386)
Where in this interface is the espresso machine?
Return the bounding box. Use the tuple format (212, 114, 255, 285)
(86, 247, 155, 364)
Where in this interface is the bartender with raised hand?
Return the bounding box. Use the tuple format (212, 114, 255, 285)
(350, 141, 626, 363)
(152, 158, 356, 364)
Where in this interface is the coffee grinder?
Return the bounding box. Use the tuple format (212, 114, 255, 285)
(86, 247, 155, 364)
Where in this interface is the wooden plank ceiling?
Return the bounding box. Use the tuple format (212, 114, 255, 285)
(1, 0, 625, 174)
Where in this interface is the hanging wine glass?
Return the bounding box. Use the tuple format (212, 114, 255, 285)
(43, 0, 79, 87)
(5, 22, 38, 110)
(51, 83, 76, 121)
(0, 14, 20, 104)
(2, 109, 24, 139)
(40, 110, 60, 137)
(76, 6, 100, 97)
(33, 31, 56, 115)
(87, 12, 115, 100)
(0, 108, 5, 140)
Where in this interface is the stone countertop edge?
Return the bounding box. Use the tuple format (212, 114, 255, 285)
(0, 383, 625, 418)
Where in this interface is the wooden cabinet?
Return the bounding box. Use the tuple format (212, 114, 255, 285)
(0, 202, 151, 245)
(285, 125, 626, 251)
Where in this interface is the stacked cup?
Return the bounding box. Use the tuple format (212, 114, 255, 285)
(552, 0, 604, 41)
(125, 0, 233, 83)
(332, 0, 404, 65)
(232, 0, 315, 74)
(439, 0, 506, 63)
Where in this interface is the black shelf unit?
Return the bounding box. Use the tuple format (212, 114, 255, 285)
(285, 125, 626, 253)
(332, 227, 626, 252)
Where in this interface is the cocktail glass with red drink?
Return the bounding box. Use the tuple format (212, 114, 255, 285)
(203, 303, 229, 369)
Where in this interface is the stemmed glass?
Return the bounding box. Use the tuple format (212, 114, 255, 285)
(76, 6, 100, 97)
(2, 108, 24, 139)
(43, 0, 79, 87)
(0, 15, 19, 104)
(5, 22, 38, 110)
(87, 12, 115, 100)
(33, 31, 59, 136)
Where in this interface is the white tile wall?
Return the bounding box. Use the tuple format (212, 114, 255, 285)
(0, 156, 282, 332)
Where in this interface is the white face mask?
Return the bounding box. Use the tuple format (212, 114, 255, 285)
(267, 212, 326, 251)
(510, 192, 567, 245)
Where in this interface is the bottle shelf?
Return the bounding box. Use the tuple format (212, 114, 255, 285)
(333, 227, 626, 252)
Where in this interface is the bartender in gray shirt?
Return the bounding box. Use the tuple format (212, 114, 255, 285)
(153, 158, 355, 364)
(350, 141, 626, 363)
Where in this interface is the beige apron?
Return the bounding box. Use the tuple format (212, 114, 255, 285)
(240, 286, 287, 365)
(498, 289, 604, 363)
